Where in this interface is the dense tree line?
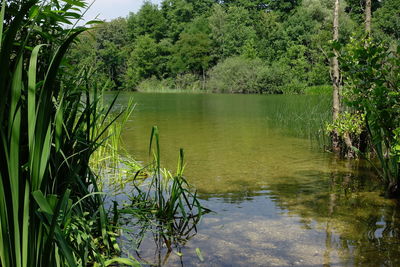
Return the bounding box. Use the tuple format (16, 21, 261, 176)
(69, 0, 399, 93)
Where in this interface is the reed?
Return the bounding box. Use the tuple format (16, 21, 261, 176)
(0, 1, 139, 266)
(119, 127, 209, 251)
(265, 95, 332, 148)
(89, 91, 141, 191)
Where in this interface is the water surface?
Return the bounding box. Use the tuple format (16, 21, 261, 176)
(110, 93, 400, 267)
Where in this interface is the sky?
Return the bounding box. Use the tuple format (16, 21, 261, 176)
(82, 0, 162, 23)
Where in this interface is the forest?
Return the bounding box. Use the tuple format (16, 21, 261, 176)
(70, 0, 399, 94)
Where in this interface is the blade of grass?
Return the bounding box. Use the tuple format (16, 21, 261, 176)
(9, 55, 23, 267)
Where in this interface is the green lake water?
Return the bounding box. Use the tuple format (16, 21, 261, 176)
(109, 92, 400, 267)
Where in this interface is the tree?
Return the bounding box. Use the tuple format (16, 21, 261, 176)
(170, 32, 212, 86)
(186, 0, 215, 16)
(209, 5, 256, 59)
(69, 18, 129, 89)
(374, 0, 400, 40)
(161, 0, 194, 41)
(331, 0, 341, 153)
(221, 0, 300, 15)
(365, 0, 371, 33)
(125, 35, 160, 88)
(207, 56, 268, 93)
(254, 11, 286, 61)
(344, 0, 380, 23)
(341, 38, 400, 197)
(127, 1, 166, 42)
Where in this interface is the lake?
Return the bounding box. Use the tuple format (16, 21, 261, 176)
(109, 92, 400, 266)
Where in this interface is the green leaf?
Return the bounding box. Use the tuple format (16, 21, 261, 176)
(32, 191, 54, 215)
(104, 257, 141, 267)
(9, 56, 22, 267)
(28, 44, 46, 153)
(22, 182, 30, 267)
(0, 0, 6, 52)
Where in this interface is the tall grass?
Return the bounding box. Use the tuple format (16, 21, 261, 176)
(265, 95, 332, 148)
(0, 1, 139, 266)
(119, 127, 209, 254)
(89, 89, 142, 192)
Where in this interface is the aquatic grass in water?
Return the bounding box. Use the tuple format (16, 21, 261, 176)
(119, 126, 209, 255)
(265, 95, 332, 148)
(90, 93, 142, 192)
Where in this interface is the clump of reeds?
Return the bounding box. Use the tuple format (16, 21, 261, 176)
(119, 126, 209, 252)
(0, 1, 139, 266)
(89, 91, 142, 192)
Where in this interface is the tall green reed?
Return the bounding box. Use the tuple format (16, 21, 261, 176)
(90, 94, 140, 192)
(119, 126, 209, 252)
(265, 95, 332, 149)
(0, 1, 138, 266)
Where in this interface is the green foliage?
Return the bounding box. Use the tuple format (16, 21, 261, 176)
(127, 1, 166, 41)
(326, 111, 366, 137)
(374, 0, 400, 41)
(170, 32, 211, 75)
(254, 11, 286, 60)
(0, 1, 129, 266)
(207, 56, 267, 93)
(209, 5, 256, 59)
(136, 75, 203, 93)
(340, 37, 400, 196)
(304, 85, 332, 95)
(344, 0, 381, 24)
(136, 77, 173, 92)
(125, 35, 160, 88)
(392, 128, 400, 161)
(161, 0, 194, 41)
(68, 18, 129, 89)
(68, 0, 398, 94)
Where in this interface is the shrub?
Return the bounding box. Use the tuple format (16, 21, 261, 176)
(341, 37, 400, 197)
(206, 56, 267, 93)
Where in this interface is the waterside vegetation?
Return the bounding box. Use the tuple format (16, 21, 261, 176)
(0, 1, 207, 266)
(0, 0, 126, 265)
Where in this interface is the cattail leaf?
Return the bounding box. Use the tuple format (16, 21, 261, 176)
(28, 44, 46, 152)
(32, 191, 53, 215)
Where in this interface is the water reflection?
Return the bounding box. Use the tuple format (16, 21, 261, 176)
(108, 93, 400, 266)
(267, 165, 400, 267)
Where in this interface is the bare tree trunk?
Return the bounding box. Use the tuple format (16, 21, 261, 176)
(365, 0, 372, 34)
(331, 0, 341, 153)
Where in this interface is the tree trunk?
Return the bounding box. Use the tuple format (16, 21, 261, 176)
(331, 0, 341, 153)
(365, 0, 372, 34)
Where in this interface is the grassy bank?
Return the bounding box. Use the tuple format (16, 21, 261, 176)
(132, 76, 331, 95)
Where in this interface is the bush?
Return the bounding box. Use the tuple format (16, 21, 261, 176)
(258, 61, 294, 94)
(341, 38, 400, 197)
(206, 56, 268, 93)
(175, 73, 202, 91)
(136, 76, 171, 92)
